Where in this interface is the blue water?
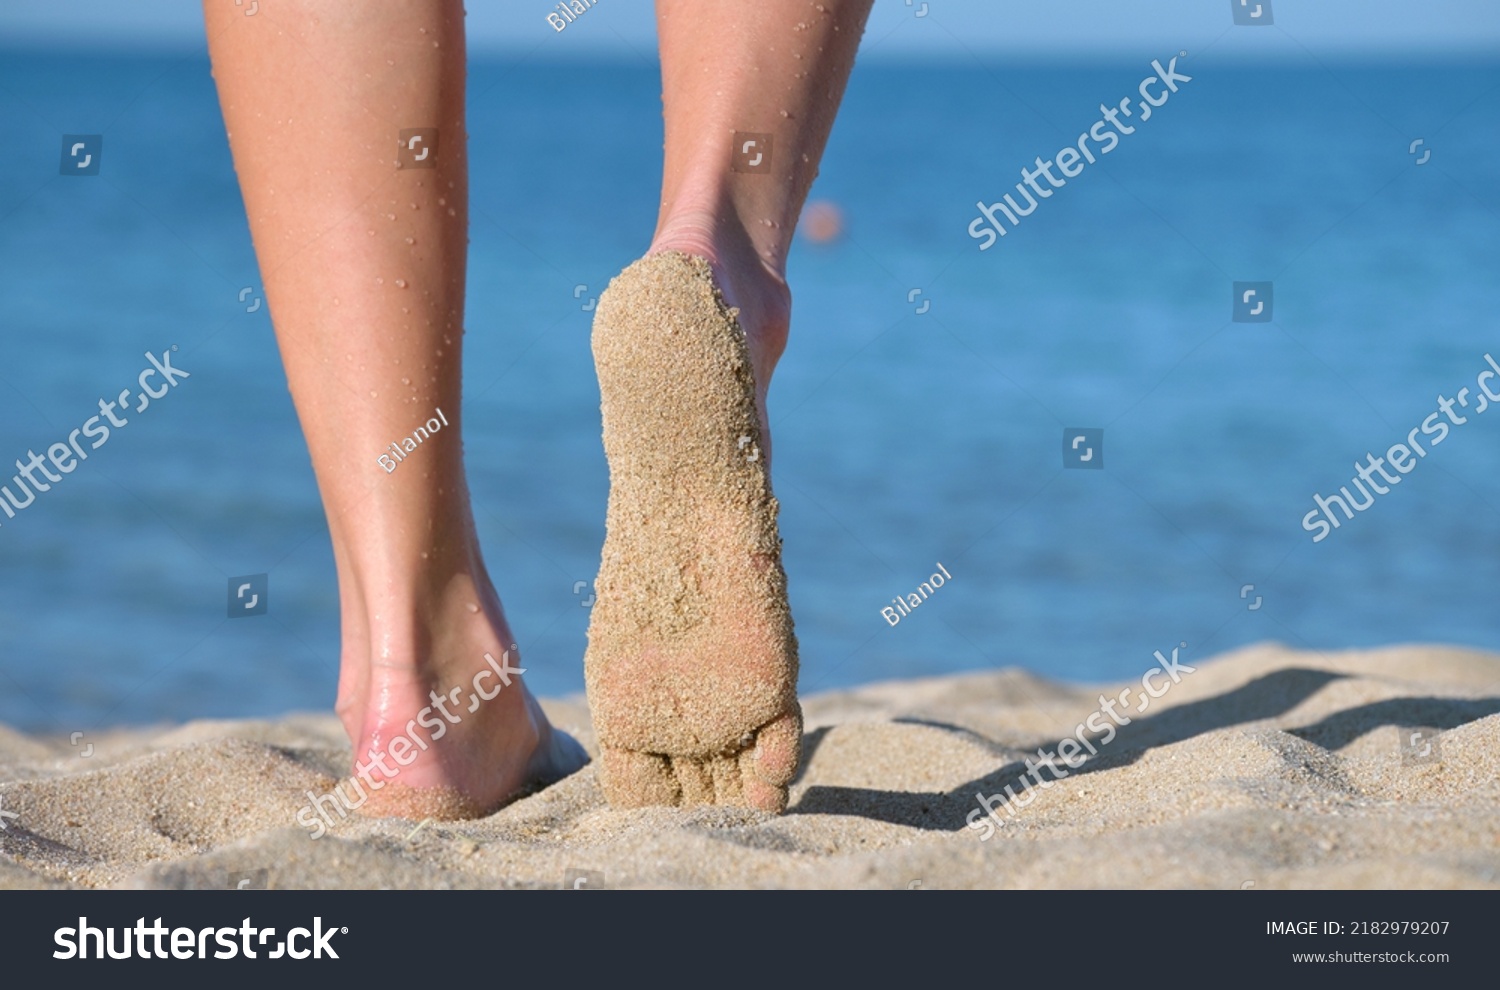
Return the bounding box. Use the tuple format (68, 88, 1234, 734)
(1, 48, 1498, 731)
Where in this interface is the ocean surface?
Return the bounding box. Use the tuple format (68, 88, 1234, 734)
(1, 48, 1497, 731)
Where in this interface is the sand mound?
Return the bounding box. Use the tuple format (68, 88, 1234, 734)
(0, 643, 1496, 888)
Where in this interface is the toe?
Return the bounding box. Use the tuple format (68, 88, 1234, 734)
(669, 756, 715, 805)
(707, 755, 746, 806)
(740, 775, 787, 813)
(745, 708, 802, 786)
(737, 708, 802, 812)
(600, 746, 680, 807)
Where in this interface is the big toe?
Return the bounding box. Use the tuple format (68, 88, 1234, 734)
(738, 709, 801, 812)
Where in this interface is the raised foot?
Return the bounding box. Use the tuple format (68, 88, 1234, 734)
(585, 251, 801, 813)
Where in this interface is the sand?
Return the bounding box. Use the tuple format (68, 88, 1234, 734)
(0, 642, 1496, 889)
(585, 251, 800, 810)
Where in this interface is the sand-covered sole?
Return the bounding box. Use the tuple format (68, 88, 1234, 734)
(584, 251, 801, 811)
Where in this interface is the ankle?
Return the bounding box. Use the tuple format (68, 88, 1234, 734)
(649, 205, 792, 383)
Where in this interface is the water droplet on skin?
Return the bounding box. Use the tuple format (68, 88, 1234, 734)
(395, 279, 408, 288)
(465, 602, 479, 613)
(421, 552, 429, 560)
(419, 26, 428, 33)
(401, 307, 410, 314)
(409, 203, 418, 210)
(376, 277, 384, 284)
(432, 41, 439, 48)
(401, 377, 411, 385)
(404, 237, 415, 245)
(779, 110, 789, 118)
(386, 213, 396, 220)
(386, 59, 395, 66)
(367, 229, 375, 236)
(446, 208, 456, 216)
(369, 390, 378, 397)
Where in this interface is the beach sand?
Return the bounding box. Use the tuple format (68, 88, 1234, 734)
(0, 642, 1496, 889)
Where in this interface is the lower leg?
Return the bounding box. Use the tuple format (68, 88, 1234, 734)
(651, 0, 873, 422)
(203, 0, 583, 818)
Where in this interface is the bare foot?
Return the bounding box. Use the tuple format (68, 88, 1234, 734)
(332, 568, 588, 821)
(584, 249, 801, 813)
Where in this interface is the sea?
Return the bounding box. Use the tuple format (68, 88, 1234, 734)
(1, 46, 1497, 731)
